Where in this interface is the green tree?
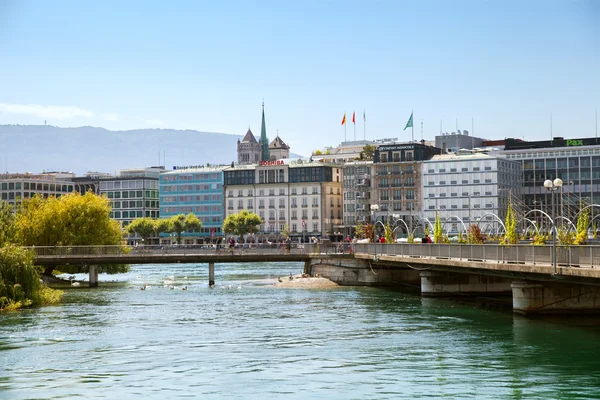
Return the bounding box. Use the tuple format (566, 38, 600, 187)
(0, 201, 16, 247)
(385, 220, 394, 244)
(127, 217, 157, 242)
(502, 199, 518, 245)
(355, 221, 365, 239)
(164, 213, 202, 244)
(281, 224, 290, 240)
(0, 245, 63, 311)
(16, 192, 122, 247)
(222, 210, 262, 239)
(359, 144, 375, 160)
(433, 212, 443, 243)
(574, 207, 589, 245)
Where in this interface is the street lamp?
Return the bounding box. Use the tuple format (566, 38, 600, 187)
(370, 204, 379, 243)
(544, 178, 563, 274)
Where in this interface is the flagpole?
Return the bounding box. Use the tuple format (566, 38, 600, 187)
(363, 110, 366, 140)
(344, 111, 347, 142)
(353, 111, 356, 141)
(411, 110, 414, 142)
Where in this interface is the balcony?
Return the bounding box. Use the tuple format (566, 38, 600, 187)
(291, 204, 297, 208)
(268, 217, 276, 221)
(279, 204, 286, 208)
(301, 204, 308, 208)
(269, 205, 275, 209)
(312, 216, 319, 219)
(259, 205, 265, 209)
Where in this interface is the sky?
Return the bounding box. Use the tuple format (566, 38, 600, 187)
(0, 0, 598, 158)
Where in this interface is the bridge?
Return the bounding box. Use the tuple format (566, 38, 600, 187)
(28, 243, 600, 315)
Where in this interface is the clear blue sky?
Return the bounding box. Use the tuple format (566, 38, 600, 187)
(0, 0, 598, 157)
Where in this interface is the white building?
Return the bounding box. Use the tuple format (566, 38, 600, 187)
(422, 150, 522, 235)
(342, 161, 374, 233)
(224, 159, 343, 241)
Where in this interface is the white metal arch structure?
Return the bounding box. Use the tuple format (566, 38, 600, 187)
(520, 218, 540, 236)
(442, 215, 468, 235)
(555, 216, 577, 232)
(475, 213, 507, 235)
(521, 209, 554, 232)
(415, 217, 435, 234)
(391, 219, 410, 235)
(571, 204, 600, 232)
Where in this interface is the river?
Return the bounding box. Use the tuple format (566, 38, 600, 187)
(2, 262, 600, 399)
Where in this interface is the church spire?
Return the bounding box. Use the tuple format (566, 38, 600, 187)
(260, 101, 270, 161)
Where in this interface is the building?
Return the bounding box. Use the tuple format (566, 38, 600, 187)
(342, 161, 374, 234)
(224, 159, 343, 241)
(0, 172, 76, 207)
(435, 130, 483, 153)
(501, 136, 600, 221)
(98, 166, 164, 231)
(312, 139, 388, 164)
(422, 150, 522, 235)
(372, 142, 442, 234)
(159, 165, 227, 244)
(268, 134, 290, 160)
(237, 129, 261, 165)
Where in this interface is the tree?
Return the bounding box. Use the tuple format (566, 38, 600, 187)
(0, 201, 16, 247)
(359, 144, 375, 160)
(222, 210, 262, 240)
(127, 217, 157, 242)
(281, 224, 290, 240)
(163, 213, 202, 244)
(468, 224, 485, 244)
(364, 223, 374, 243)
(385, 220, 394, 244)
(14, 193, 124, 276)
(502, 199, 518, 245)
(434, 212, 443, 244)
(574, 207, 589, 245)
(355, 221, 365, 239)
(314, 149, 323, 155)
(0, 245, 63, 311)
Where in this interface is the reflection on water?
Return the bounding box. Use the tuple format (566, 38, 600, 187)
(1, 262, 600, 399)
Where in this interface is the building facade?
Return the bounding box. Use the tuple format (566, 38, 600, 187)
(159, 166, 226, 244)
(342, 161, 374, 233)
(372, 143, 441, 234)
(98, 167, 163, 230)
(0, 172, 76, 207)
(269, 135, 290, 160)
(422, 151, 522, 235)
(224, 160, 343, 241)
(237, 129, 261, 165)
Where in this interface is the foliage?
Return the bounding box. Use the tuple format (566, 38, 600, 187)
(457, 230, 467, 244)
(0, 245, 63, 311)
(359, 144, 375, 160)
(424, 224, 431, 238)
(364, 224, 374, 242)
(433, 212, 443, 244)
(468, 224, 485, 244)
(155, 218, 172, 236)
(15, 192, 123, 247)
(531, 233, 547, 245)
(384, 221, 394, 244)
(502, 199, 518, 245)
(0, 201, 16, 247)
(127, 217, 157, 241)
(222, 210, 262, 239)
(574, 208, 589, 245)
(355, 221, 365, 239)
(162, 213, 202, 244)
(557, 227, 575, 246)
(314, 149, 323, 155)
(281, 224, 290, 239)
(408, 233, 414, 244)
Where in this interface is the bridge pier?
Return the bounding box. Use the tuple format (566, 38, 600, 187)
(512, 280, 600, 315)
(420, 271, 512, 297)
(88, 265, 98, 288)
(208, 262, 215, 287)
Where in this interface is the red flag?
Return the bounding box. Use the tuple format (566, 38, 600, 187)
(341, 113, 346, 125)
(352, 111, 356, 124)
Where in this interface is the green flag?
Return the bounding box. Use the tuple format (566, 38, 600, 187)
(404, 112, 413, 130)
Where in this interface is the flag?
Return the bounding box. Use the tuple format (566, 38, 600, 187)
(352, 111, 356, 124)
(363, 110, 366, 122)
(404, 112, 413, 130)
(341, 113, 346, 125)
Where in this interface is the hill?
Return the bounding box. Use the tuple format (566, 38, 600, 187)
(0, 125, 244, 175)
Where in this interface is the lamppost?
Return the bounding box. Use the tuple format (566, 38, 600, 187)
(370, 204, 379, 243)
(544, 178, 563, 274)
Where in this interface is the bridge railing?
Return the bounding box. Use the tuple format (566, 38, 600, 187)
(26, 243, 346, 257)
(353, 243, 600, 268)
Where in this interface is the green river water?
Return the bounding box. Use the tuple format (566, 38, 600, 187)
(1, 262, 600, 399)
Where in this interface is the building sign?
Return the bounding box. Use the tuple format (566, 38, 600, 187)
(259, 160, 285, 166)
(566, 139, 584, 147)
(173, 165, 205, 170)
(378, 145, 415, 151)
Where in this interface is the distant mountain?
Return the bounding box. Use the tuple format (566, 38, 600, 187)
(0, 125, 304, 175)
